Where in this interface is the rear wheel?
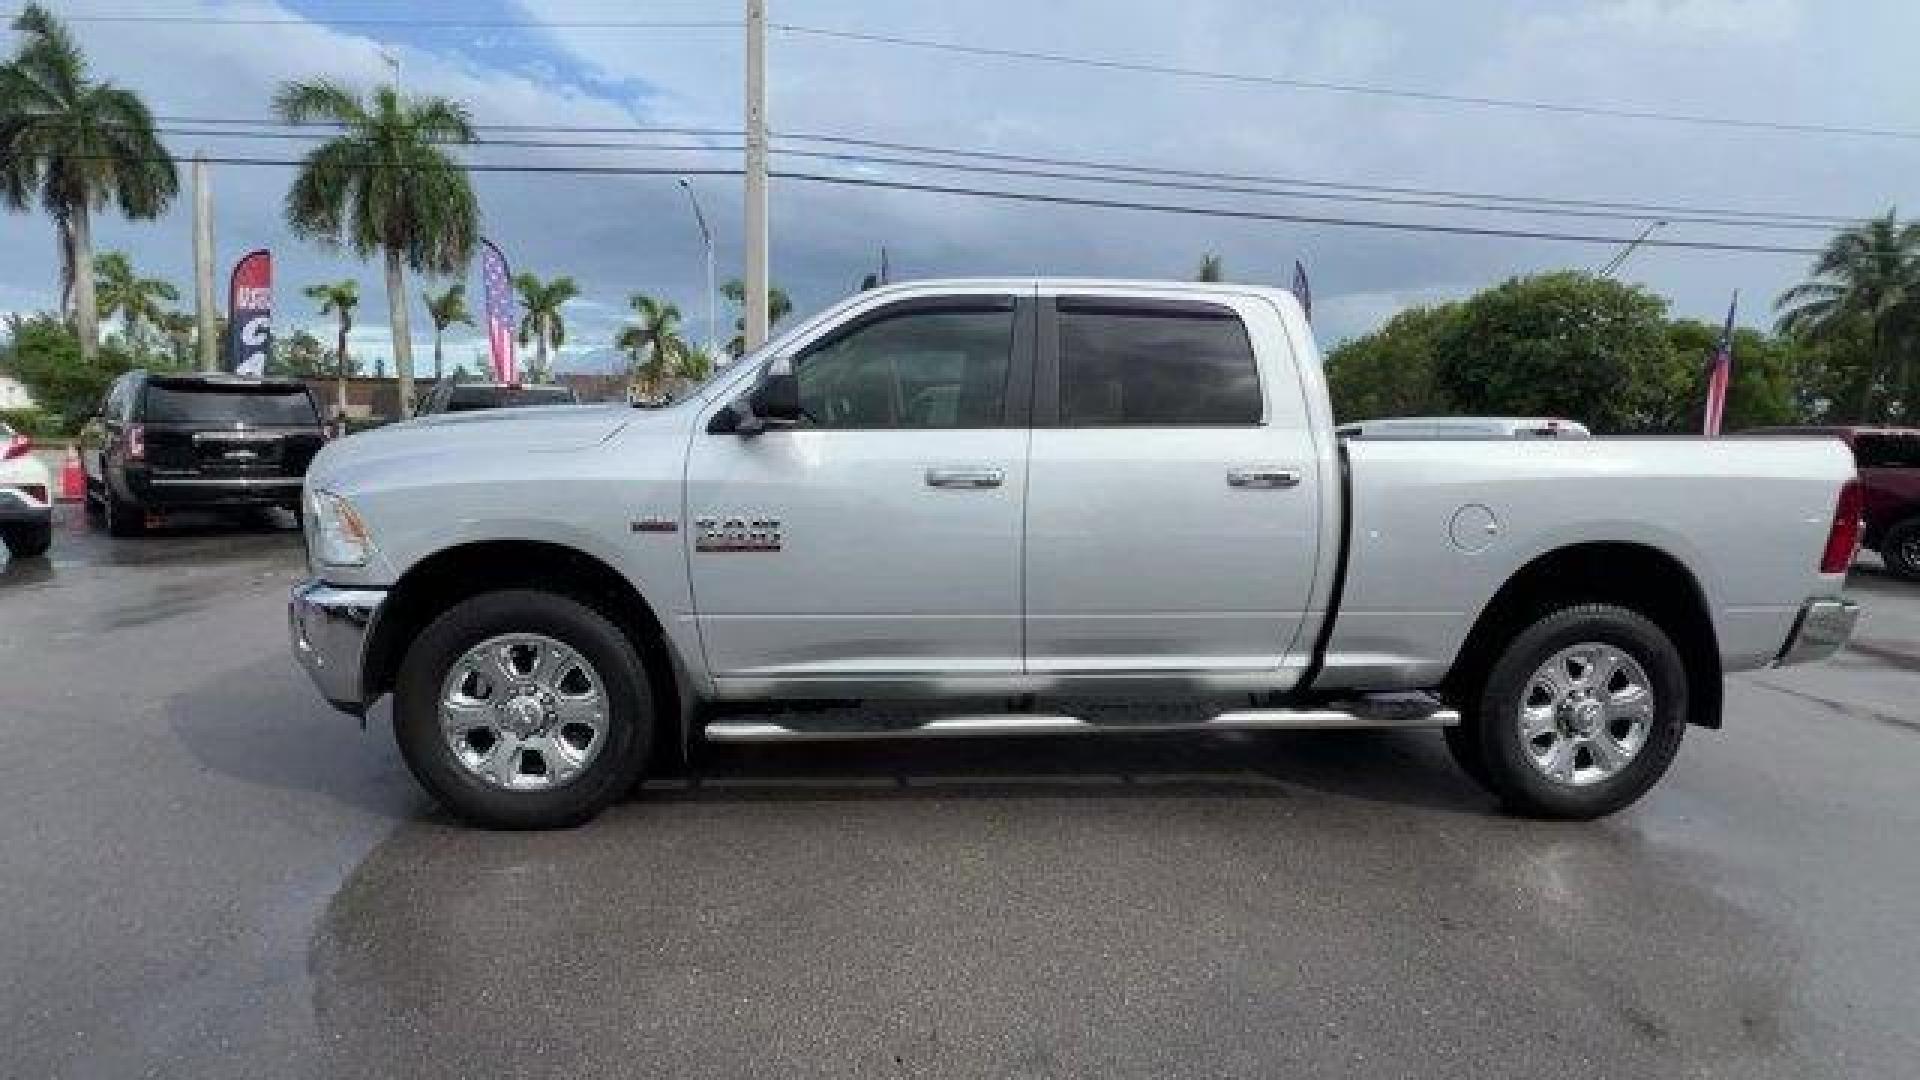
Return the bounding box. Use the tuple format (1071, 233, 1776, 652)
(2, 521, 51, 559)
(1448, 604, 1687, 819)
(393, 590, 653, 829)
(1882, 517, 1920, 582)
(103, 481, 147, 537)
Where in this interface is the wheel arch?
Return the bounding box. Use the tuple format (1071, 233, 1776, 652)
(361, 539, 689, 763)
(1443, 541, 1723, 729)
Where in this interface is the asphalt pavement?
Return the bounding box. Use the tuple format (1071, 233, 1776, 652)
(2, 505, 1917, 1079)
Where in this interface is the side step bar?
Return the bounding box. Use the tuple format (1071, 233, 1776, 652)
(705, 705, 1459, 744)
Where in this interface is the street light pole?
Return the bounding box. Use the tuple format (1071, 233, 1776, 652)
(678, 177, 716, 358)
(1597, 220, 1667, 279)
(743, 0, 770, 350)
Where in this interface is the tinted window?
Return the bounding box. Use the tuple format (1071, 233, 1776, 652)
(446, 385, 575, 411)
(142, 384, 319, 426)
(795, 306, 1013, 429)
(1854, 433, 1920, 469)
(1057, 307, 1261, 425)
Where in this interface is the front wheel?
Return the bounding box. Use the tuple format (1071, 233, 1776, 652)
(393, 589, 653, 829)
(1881, 517, 1920, 582)
(2, 521, 51, 559)
(1448, 604, 1688, 820)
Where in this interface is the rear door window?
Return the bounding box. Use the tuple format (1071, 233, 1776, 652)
(142, 384, 320, 426)
(1054, 300, 1261, 426)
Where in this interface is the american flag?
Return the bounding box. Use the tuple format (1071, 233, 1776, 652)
(1703, 291, 1737, 437)
(481, 238, 518, 384)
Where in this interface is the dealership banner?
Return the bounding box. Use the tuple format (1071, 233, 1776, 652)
(481, 238, 519, 383)
(226, 249, 272, 377)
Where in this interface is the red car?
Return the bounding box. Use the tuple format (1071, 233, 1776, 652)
(1741, 427, 1920, 580)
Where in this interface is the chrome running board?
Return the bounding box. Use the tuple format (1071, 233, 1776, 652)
(704, 699, 1459, 744)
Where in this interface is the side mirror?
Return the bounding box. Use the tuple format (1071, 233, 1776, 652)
(738, 361, 801, 435)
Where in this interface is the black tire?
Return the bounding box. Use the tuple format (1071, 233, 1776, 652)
(1882, 516, 1920, 582)
(394, 589, 652, 829)
(2, 521, 52, 559)
(1454, 603, 1687, 820)
(103, 481, 147, 537)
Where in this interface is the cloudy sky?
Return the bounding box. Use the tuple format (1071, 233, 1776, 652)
(4, 0, 1918, 374)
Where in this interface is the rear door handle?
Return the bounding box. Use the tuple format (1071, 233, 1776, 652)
(925, 467, 1005, 489)
(1227, 468, 1301, 489)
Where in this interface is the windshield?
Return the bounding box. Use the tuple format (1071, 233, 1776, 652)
(141, 383, 319, 426)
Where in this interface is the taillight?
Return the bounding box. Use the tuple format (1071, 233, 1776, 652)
(1820, 478, 1864, 574)
(1, 434, 30, 460)
(126, 423, 146, 461)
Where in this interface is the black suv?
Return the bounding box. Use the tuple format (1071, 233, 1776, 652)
(79, 371, 326, 536)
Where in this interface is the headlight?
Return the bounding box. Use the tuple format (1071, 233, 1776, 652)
(306, 489, 375, 567)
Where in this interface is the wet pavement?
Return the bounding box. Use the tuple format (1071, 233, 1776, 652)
(2, 505, 1917, 1078)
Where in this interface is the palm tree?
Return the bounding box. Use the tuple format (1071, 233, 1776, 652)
(616, 293, 688, 399)
(1, 3, 179, 360)
(1196, 252, 1224, 282)
(305, 280, 359, 418)
(422, 282, 471, 381)
(1776, 211, 1920, 421)
(274, 78, 479, 415)
(677, 346, 715, 383)
(721, 277, 793, 357)
(158, 309, 196, 368)
(514, 272, 577, 380)
(92, 250, 177, 352)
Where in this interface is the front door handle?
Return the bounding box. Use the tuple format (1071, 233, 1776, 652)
(1227, 468, 1302, 489)
(925, 467, 1005, 489)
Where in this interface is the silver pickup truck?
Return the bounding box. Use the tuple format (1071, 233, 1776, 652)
(289, 279, 1861, 829)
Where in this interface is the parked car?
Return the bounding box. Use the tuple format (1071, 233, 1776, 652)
(1738, 426, 1920, 580)
(290, 279, 1860, 829)
(0, 420, 53, 559)
(79, 371, 326, 536)
(1337, 416, 1591, 440)
(415, 378, 578, 415)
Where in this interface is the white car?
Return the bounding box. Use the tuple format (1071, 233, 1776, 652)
(0, 421, 53, 559)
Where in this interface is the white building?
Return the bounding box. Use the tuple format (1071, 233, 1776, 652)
(0, 375, 36, 410)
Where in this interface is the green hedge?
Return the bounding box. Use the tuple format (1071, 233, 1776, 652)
(0, 407, 66, 438)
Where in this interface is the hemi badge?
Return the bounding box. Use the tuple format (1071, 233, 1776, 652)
(631, 517, 678, 534)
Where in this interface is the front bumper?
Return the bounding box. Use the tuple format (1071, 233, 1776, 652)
(1773, 598, 1860, 667)
(289, 579, 386, 716)
(0, 485, 52, 524)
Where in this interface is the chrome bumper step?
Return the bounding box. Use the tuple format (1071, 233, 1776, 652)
(702, 695, 1458, 744)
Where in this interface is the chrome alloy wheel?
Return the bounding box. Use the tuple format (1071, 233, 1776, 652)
(1517, 642, 1653, 787)
(439, 633, 608, 791)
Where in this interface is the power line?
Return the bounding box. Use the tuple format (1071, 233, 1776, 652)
(125, 120, 1863, 229)
(772, 170, 1824, 254)
(776, 131, 1868, 227)
(774, 23, 1920, 142)
(31, 12, 1913, 141)
(15, 147, 1816, 253)
(48, 14, 739, 29)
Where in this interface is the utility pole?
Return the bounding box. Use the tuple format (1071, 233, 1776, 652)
(743, 0, 770, 350)
(679, 177, 717, 357)
(193, 156, 217, 371)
